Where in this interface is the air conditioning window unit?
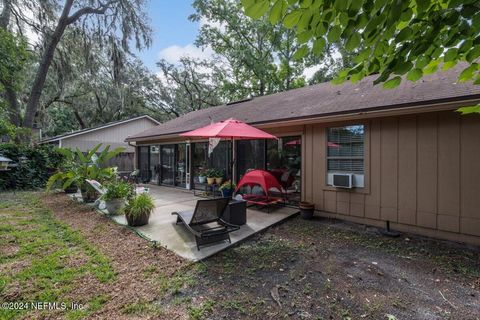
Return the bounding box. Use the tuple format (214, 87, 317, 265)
(332, 173, 353, 188)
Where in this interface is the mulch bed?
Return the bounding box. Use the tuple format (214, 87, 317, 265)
(41, 193, 188, 319)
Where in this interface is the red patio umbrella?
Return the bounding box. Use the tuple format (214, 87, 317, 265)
(180, 118, 277, 140)
(180, 118, 277, 191)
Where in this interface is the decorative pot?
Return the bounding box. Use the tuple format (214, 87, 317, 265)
(105, 199, 125, 215)
(198, 176, 206, 183)
(64, 185, 78, 194)
(299, 201, 315, 220)
(215, 177, 223, 185)
(207, 177, 215, 185)
(126, 212, 150, 227)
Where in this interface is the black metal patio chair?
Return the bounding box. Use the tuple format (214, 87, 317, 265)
(172, 197, 240, 250)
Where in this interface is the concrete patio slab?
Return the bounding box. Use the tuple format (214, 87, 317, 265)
(110, 185, 299, 261)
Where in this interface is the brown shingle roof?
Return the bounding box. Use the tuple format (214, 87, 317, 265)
(127, 64, 480, 141)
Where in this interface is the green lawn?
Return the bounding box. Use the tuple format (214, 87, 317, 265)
(0, 193, 115, 320)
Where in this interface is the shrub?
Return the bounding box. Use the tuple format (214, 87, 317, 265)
(218, 180, 236, 191)
(46, 143, 124, 194)
(124, 193, 155, 219)
(0, 143, 64, 190)
(101, 180, 133, 201)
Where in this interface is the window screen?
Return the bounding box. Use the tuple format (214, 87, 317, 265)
(327, 125, 364, 173)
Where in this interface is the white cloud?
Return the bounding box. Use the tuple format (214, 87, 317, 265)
(302, 65, 322, 80)
(158, 44, 214, 64)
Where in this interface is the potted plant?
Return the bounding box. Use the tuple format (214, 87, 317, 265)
(214, 169, 224, 185)
(49, 143, 124, 202)
(206, 168, 216, 185)
(299, 201, 315, 219)
(101, 180, 133, 215)
(124, 193, 155, 227)
(218, 180, 236, 198)
(198, 168, 207, 184)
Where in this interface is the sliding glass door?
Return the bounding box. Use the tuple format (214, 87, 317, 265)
(149, 146, 160, 184)
(175, 144, 187, 188)
(191, 141, 232, 189)
(160, 145, 175, 185)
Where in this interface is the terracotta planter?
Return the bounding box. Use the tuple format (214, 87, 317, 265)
(105, 199, 125, 215)
(215, 177, 223, 185)
(207, 177, 215, 185)
(125, 212, 150, 227)
(299, 201, 315, 220)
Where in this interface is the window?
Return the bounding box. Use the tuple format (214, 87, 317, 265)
(327, 125, 364, 174)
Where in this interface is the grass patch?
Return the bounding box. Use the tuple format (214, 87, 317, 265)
(187, 299, 215, 320)
(158, 271, 197, 296)
(0, 192, 115, 320)
(121, 301, 164, 317)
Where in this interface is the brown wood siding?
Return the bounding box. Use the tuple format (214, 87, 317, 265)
(304, 110, 480, 245)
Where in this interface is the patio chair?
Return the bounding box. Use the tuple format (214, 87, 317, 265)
(172, 198, 240, 250)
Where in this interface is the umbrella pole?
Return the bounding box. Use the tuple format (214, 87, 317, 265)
(230, 137, 234, 197)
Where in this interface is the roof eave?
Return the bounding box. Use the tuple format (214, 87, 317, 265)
(125, 94, 480, 142)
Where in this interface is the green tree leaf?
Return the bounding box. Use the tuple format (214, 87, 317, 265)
(457, 104, 480, 114)
(458, 64, 478, 82)
(327, 26, 342, 42)
(283, 10, 302, 28)
(312, 37, 326, 55)
(383, 76, 402, 89)
(406, 68, 423, 82)
(345, 33, 361, 51)
(244, 0, 270, 19)
(466, 45, 480, 63)
(442, 60, 457, 71)
(269, 0, 287, 24)
(443, 48, 458, 62)
(292, 45, 308, 60)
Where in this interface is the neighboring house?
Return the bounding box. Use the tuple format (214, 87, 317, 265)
(126, 64, 480, 246)
(40, 115, 160, 172)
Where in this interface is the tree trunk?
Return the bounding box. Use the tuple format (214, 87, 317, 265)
(3, 84, 21, 126)
(23, 0, 74, 129)
(73, 110, 86, 129)
(0, 0, 11, 29)
(0, 0, 21, 126)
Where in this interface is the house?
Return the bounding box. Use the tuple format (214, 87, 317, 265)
(40, 115, 160, 172)
(126, 64, 480, 246)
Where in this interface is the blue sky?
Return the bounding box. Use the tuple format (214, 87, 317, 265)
(136, 0, 203, 71)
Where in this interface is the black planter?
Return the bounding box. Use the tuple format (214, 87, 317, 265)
(64, 185, 78, 194)
(126, 212, 150, 227)
(299, 201, 315, 220)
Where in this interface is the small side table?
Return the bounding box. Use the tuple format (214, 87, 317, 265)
(222, 200, 247, 225)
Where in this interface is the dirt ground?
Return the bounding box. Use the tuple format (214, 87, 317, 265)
(1, 192, 479, 320)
